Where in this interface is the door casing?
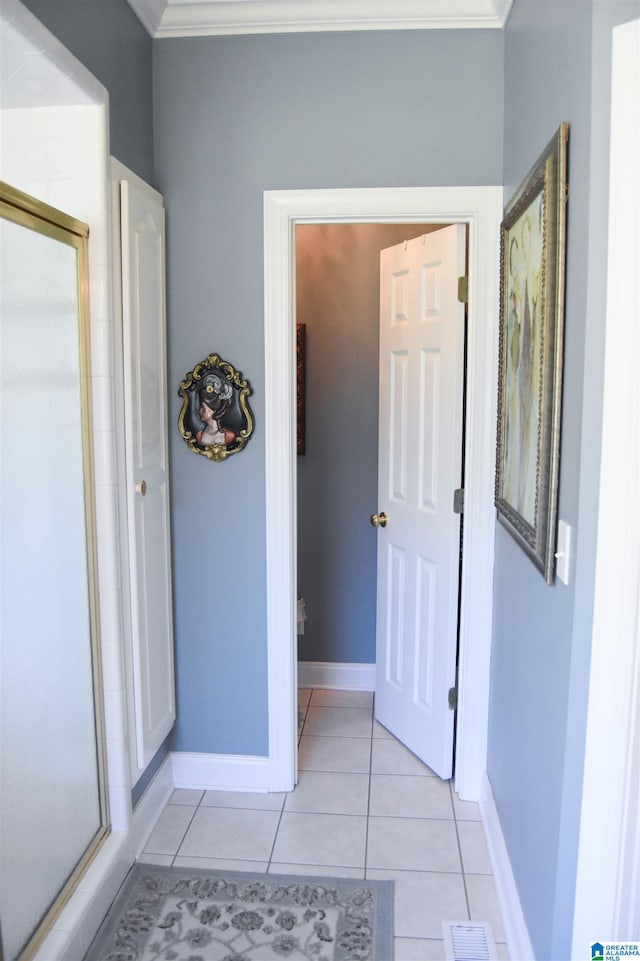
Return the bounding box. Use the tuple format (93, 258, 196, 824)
(263, 186, 502, 799)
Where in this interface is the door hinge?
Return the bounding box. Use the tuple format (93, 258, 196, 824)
(453, 488, 464, 514)
(448, 686, 458, 710)
(457, 275, 469, 304)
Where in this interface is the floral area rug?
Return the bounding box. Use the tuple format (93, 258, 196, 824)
(83, 863, 393, 961)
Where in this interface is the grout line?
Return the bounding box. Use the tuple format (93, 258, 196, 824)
(363, 695, 376, 879)
(298, 699, 309, 742)
(450, 781, 472, 920)
(266, 799, 287, 874)
(366, 812, 456, 822)
(165, 800, 201, 867)
(363, 728, 374, 880)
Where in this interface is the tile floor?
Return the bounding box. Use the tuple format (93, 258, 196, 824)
(140, 689, 510, 961)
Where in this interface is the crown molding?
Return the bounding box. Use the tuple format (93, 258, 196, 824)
(127, 0, 513, 38)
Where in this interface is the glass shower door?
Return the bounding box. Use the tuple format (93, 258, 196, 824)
(0, 182, 108, 961)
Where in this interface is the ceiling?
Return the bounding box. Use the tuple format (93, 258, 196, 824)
(126, 0, 513, 38)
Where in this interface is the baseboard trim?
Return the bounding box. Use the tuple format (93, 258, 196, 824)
(479, 772, 534, 961)
(130, 753, 175, 856)
(171, 751, 271, 792)
(297, 661, 375, 691)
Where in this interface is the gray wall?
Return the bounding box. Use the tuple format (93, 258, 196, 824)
(19, 0, 154, 184)
(9, 2, 639, 953)
(489, 1, 639, 958)
(489, 4, 591, 958)
(153, 29, 504, 754)
(296, 223, 438, 665)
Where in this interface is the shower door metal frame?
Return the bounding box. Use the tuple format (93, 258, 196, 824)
(0, 181, 109, 961)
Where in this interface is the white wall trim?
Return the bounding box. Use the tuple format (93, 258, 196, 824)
(264, 186, 502, 801)
(126, 0, 514, 39)
(171, 752, 271, 793)
(571, 18, 640, 953)
(129, 754, 176, 856)
(298, 661, 376, 691)
(480, 773, 535, 961)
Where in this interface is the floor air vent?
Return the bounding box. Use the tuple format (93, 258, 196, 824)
(442, 921, 499, 961)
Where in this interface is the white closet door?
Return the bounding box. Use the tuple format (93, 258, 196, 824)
(118, 167, 175, 779)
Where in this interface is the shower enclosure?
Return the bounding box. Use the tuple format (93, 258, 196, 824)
(0, 182, 108, 961)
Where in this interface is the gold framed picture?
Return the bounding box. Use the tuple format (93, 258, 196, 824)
(495, 123, 569, 584)
(296, 323, 306, 455)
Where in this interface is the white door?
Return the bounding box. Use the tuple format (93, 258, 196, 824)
(374, 225, 466, 779)
(119, 169, 176, 780)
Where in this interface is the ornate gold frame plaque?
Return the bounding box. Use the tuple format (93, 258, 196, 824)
(178, 354, 254, 461)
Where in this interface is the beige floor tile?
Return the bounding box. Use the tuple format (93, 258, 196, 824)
(178, 806, 280, 861)
(310, 689, 374, 709)
(371, 738, 436, 776)
(465, 873, 506, 941)
(369, 774, 454, 819)
(302, 705, 373, 738)
(394, 936, 447, 960)
(133, 688, 510, 961)
(367, 817, 461, 872)
(457, 819, 492, 874)
(372, 718, 395, 739)
(284, 770, 369, 815)
(201, 788, 286, 811)
(143, 803, 195, 855)
(269, 862, 365, 879)
(271, 811, 367, 868)
(172, 856, 269, 872)
(136, 853, 173, 866)
(298, 734, 371, 773)
(451, 791, 482, 821)
(367, 868, 468, 940)
(169, 788, 204, 806)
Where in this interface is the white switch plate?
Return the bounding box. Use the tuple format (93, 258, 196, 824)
(556, 519, 572, 585)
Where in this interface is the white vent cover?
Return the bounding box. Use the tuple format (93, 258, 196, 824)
(442, 921, 499, 961)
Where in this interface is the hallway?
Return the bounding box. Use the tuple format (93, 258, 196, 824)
(140, 689, 509, 960)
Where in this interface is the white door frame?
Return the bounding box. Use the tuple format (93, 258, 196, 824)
(263, 186, 502, 798)
(571, 19, 640, 951)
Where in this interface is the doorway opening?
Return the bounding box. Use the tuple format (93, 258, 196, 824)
(263, 187, 502, 800)
(294, 222, 466, 779)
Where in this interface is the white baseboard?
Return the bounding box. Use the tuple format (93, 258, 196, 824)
(130, 753, 175, 856)
(479, 772, 535, 961)
(297, 661, 375, 691)
(171, 751, 271, 792)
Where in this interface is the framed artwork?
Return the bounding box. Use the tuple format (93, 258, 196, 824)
(495, 123, 569, 584)
(296, 323, 306, 455)
(178, 353, 254, 461)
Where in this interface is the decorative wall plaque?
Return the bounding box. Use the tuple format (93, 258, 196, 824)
(178, 353, 254, 461)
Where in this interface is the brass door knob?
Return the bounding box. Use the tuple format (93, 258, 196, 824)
(135, 480, 147, 496)
(370, 511, 388, 528)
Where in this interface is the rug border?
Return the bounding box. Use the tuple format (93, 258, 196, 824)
(84, 861, 394, 960)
